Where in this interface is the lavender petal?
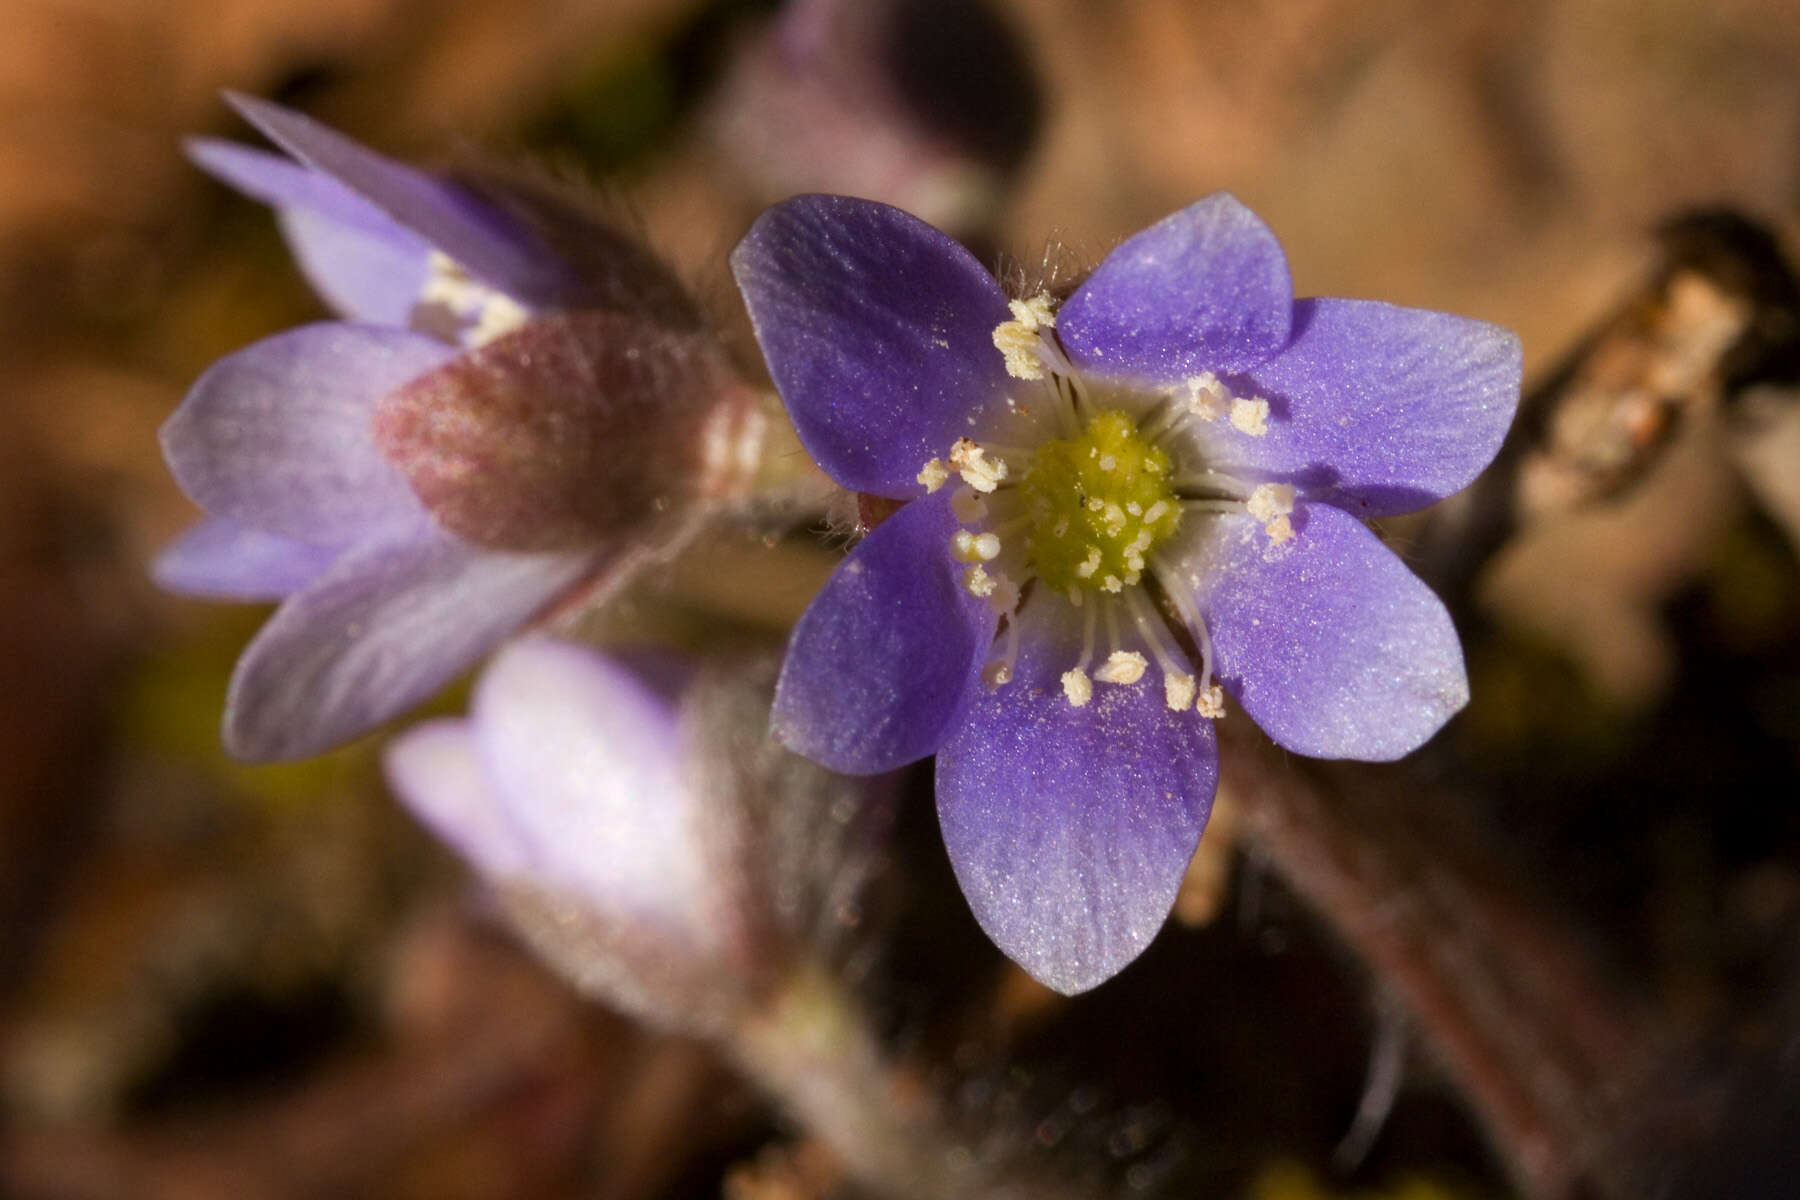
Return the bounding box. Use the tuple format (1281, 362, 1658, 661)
(772, 491, 996, 773)
(384, 718, 534, 878)
(731, 194, 1016, 497)
(225, 93, 571, 305)
(1185, 504, 1468, 760)
(469, 638, 725, 952)
(1236, 299, 1523, 517)
(153, 517, 342, 600)
(1059, 193, 1293, 379)
(223, 521, 590, 761)
(935, 597, 1217, 995)
(160, 322, 452, 542)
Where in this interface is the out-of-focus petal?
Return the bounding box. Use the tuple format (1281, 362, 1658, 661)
(223, 521, 590, 761)
(468, 638, 725, 952)
(935, 598, 1217, 995)
(384, 718, 534, 878)
(225, 93, 572, 305)
(152, 517, 341, 600)
(1183, 504, 1468, 760)
(1059, 193, 1293, 380)
(1234, 299, 1523, 516)
(773, 490, 996, 773)
(731, 194, 1016, 497)
(160, 322, 452, 542)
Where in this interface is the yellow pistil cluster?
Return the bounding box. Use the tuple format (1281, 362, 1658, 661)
(1018, 410, 1182, 596)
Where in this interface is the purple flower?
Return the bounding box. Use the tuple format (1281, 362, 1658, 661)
(384, 637, 758, 1032)
(731, 193, 1521, 993)
(159, 96, 760, 762)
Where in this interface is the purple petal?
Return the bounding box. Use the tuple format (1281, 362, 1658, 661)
(1234, 299, 1523, 517)
(468, 638, 725, 950)
(384, 718, 534, 878)
(225, 94, 571, 305)
(1185, 504, 1467, 760)
(1059, 193, 1293, 379)
(188, 138, 433, 324)
(153, 517, 342, 600)
(160, 322, 453, 542)
(731, 194, 1015, 497)
(224, 521, 590, 761)
(773, 490, 996, 773)
(935, 598, 1217, 995)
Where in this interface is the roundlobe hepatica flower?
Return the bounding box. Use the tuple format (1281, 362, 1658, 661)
(158, 96, 758, 762)
(732, 193, 1521, 993)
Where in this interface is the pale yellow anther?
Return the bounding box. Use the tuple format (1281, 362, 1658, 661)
(1265, 514, 1296, 544)
(982, 660, 1013, 689)
(1246, 483, 1296, 523)
(1144, 500, 1171, 524)
(993, 291, 1058, 382)
(1061, 667, 1093, 707)
(1164, 671, 1197, 712)
(1197, 685, 1226, 718)
(1094, 650, 1148, 685)
(951, 530, 983, 562)
(1230, 396, 1271, 436)
(1009, 293, 1058, 331)
(1075, 546, 1101, 579)
(415, 250, 531, 348)
(973, 532, 1001, 560)
(1185, 372, 1228, 421)
(949, 438, 1008, 493)
(962, 564, 996, 597)
(1099, 454, 1117, 472)
(917, 458, 950, 492)
(1101, 575, 1124, 593)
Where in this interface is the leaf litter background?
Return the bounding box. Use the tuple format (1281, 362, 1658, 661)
(2, 0, 1800, 1196)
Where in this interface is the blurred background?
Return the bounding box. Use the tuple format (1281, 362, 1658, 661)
(3, 0, 1800, 1196)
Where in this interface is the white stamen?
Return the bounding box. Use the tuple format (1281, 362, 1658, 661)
(1101, 575, 1123, 593)
(986, 573, 1020, 614)
(962, 564, 995, 597)
(917, 458, 950, 492)
(992, 293, 1058, 382)
(1230, 396, 1271, 436)
(1265, 515, 1296, 544)
(414, 250, 531, 348)
(1061, 668, 1093, 706)
(1094, 650, 1148, 685)
(1075, 546, 1102, 578)
(1165, 671, 1197, 711)
(982, 660, 1013, 688)
(1099, 453, 1117, 471)
(1246, 482, 1296, 522)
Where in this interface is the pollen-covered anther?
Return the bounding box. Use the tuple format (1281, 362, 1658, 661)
(1164, 671, 1197, 711)
(1075, 546, 1101, 579)
(949, 438, 1008, 493)
(1184, 372, 1228, 421)
(982, 660, 1013, 689)
(413, 250, 530, 348)
(917, 458, 950, 492)
(1196, 684, 1226, 719)
(1061, 667, 1093, 707)
(1246, 483, 1297, 542)
(962, 563, 996, 597)
(1230, 396, 1271, 437)
(1093, 650, 1147, 685)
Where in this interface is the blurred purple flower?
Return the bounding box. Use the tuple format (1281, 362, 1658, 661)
(732, 193, 1521, 993)
(159, 96, 760, 762)
(385, 637, 758, 1031)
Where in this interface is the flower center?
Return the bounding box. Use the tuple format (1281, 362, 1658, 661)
(1018, 410, 1180, 595)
